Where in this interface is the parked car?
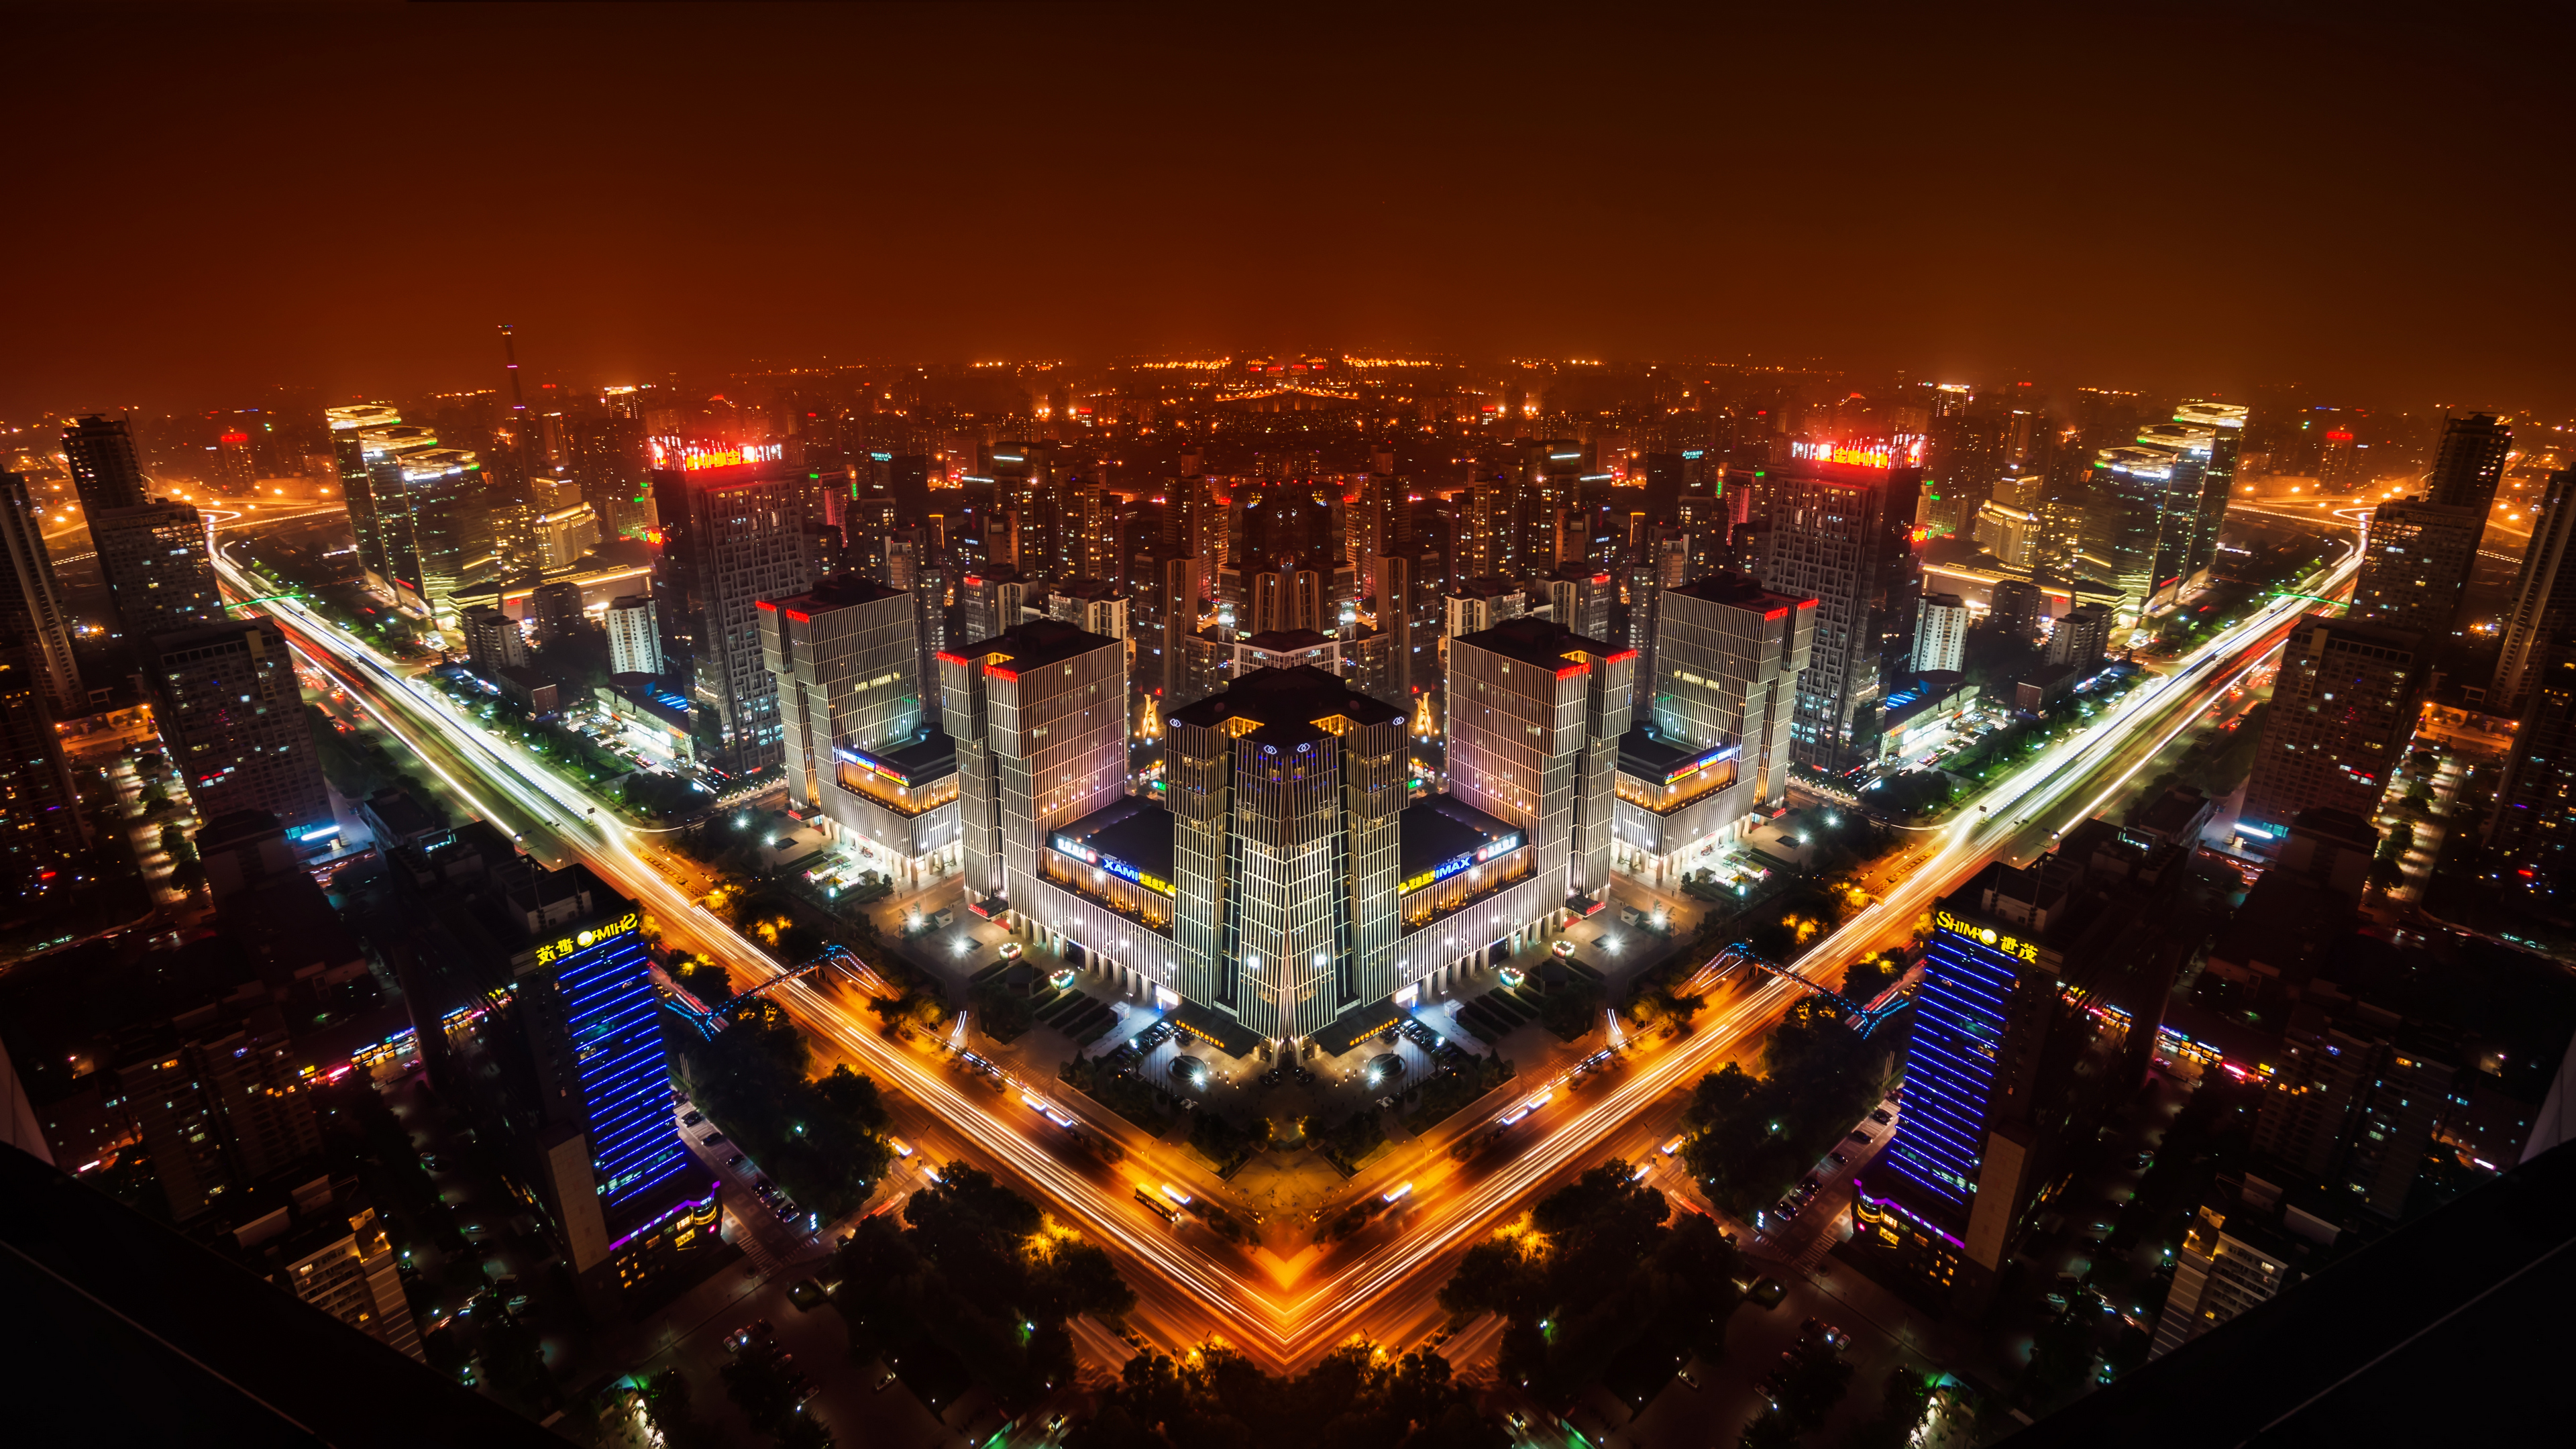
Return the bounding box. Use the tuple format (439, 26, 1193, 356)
(681, 1110, 706, 1126)
(1869, 1108, 1893, 1125)
(1749, 1277, 1788, 1309)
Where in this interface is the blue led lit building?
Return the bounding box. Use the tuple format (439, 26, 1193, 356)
(382, 811, 718, 1315)
(1854, 871, 2059, 1305)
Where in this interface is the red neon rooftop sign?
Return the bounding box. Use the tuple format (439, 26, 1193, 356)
(1788, 439, 1923, 470)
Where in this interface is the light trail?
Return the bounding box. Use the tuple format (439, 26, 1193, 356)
(213, 514, 2363, 1370)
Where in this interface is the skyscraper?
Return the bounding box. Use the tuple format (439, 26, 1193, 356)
(942, 620, 1129, 910)
(2485, 633, 2576, 913)
(2170, 402, 2247, 586)
(2350, 496, 2484, 639)
(760, 576, 957, 879)
(148, 619, 335, 841)
(0, 471, 81, 715)
(1167, 666, 1407, 1039)
(382, 829, 714, 1312)
(91, 499, 224, 643)
(1913, 592, 1970, 673)
(2422, 412, 2512, 511)
(327, 403, 405, 586)
(1445, 617, 1634, 908)
(459, 605, 527, 673)
(1758, 442, 1924, 772)
(649, 450, 820, 773)
(1544, 566, 1614, 641)
(2490, 468, 2576, 712)
(60, 414, 148, 515)
(2241, 614, 2427, 837)
(1642, 575, 1815, 814)
(391, 447, 489, 632)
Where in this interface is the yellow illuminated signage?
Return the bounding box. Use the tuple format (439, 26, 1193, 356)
(533, 911, 643, 965)
(1934, 909, 2039, 962)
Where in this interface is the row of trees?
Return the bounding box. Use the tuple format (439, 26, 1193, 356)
(677, 991, 894, 1218)
(1438, 1162, 1747, 1411)
(835, 1165, 1134, 1412)
(1074, 1342, 1503, 1449)
(1678, 991, 1896, 1218)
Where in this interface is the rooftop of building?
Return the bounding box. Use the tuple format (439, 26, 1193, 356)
(1450, 615, 1631, 672)
(837, 730, 958, 786)
(1244, 627, 1334, 652)
(1449, 576, 1525, 601)
(1880, 671, 1971, 723)
(1666, 572, 1815, 612)
(1995, 1139, 2576, 1449)
(1168, 663, 1402, 745)
(1617, 727, 1737, 781)
(605, 672, 691, 722)
(1399, 794, 1522, 881)
(759, 573, 908, 615)
(1054, 578, 1127, 601)
(2131, 784, 2215, 843)
(1050, 794, 1175, 884)
(942, 617, 1122, 674)
(0, 1144, 568, 1449)
(2291, 805, 2379, 853)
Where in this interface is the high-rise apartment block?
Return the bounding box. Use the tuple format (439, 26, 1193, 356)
(760, 576, 961, 883)
(2241, 614, 2426, 837)
(1758, 445, 1923, 772)
(1, 471, 80, 715)
(237, 1180, 426, 1362)
(460, 604, 527, 673)
(2351, 497, 2484, 639)
(2045, 601, 2114, 668)
(649, 453, 820, 775)
(61, 414, 147, 515)
(2422, 413, 2512, 511)
(92, 499, 224, 643)
(2149, 1194, 2324, 1360)
(1544, 566, 1613, 641)
(1913, 592, 1970, 673)
(148, 619, 334, 841)
(604, 594, 661, 676)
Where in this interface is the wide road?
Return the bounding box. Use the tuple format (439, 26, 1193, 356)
(215, 516, 2361, 1373)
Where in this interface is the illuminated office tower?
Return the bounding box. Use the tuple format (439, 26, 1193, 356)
(1165, 666, 1407, 1040)
(1913, 592, 1970, 673)
(1615, 576, 1815, 882)
(358, 423, 439, 596)
(2133, 419, 2220, 588)
(2086, 443, 2193, 616)
(393, 447, 488, 632)
(2350, 496, 2484, 639)
(2423, 412, 2513, 511)
(941, 620, 1128, 910)
(1758, 443, 1924, 772)
(2171, 402, 2247, 584)
(604, 594, 661, 677)
(148, 619, 334, 841)
(326, 404, 405, 584)
(91, 498, 223, 643)
(60, 413, 148, 515)
(1445, 617, 1633, 904)
(536, 502, 599, 569)
(649, 449, 820, 775)
(1854, 873, 2060, 1303)
(960, 564, 1031, 642)
(760, 576, 958, 882)
(384, 835, 712, 1313)
(1048, 580, 1130, 644)
(0, 471, 80, 714)
(2491, 468, 2576, 712)
(2240, 614, 2427, 838)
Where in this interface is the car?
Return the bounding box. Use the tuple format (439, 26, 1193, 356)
(1505, 1412, 1529, 1434)
(1800, 1318, 1851, 1350)
(1800, 1173, 1822, 1193)
(1045, 1413, 1069, 1437)
(1847, 1129, 1873, 1144)
(1749, 1277, 1788, 1309)
(726, 1153, 748, 1169)
(787, 1278, 828, 1311)
(1829, 1152, 1850, 1167)
(774, 1203, 799, 1222)
(681, 1110, 706, 1126)
(1869, 1108, 1893, 1124)
(704, 1132, 728, 1146)
(724, 1319, 773, 1352)
(889, 1138, 914, 1159)
(1678, 1367, 1701, 1389)
(874, 1369, 899, 1392)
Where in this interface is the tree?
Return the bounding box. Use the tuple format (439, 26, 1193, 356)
(773, 1416, 835, 1449)
(1739, 1408, 1801, 1448)
(1773, 1338, 1851, 1430)
(1840, 1368, 1937, 1449)
(722, 1338, 801, 1434)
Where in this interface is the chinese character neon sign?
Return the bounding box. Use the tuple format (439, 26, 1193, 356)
(649, 440, 784, 472)
(1788, 439, 1924, 470)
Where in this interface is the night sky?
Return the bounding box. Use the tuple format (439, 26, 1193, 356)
(7, 2, 2572, 413)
